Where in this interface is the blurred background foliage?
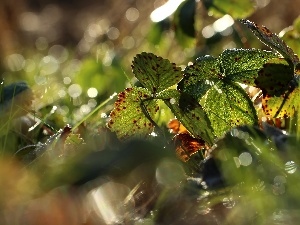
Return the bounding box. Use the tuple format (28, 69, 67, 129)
(0, 0, 300, 224)
(1, 0, 300, 128)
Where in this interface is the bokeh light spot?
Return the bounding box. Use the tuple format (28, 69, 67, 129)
(80, 104, 91, 115)
(58, 89, 66, 98)
(68, 84, 82, 98)
(239, 152, 252, 166)
(87, 87, 98, 98)
(213, 15, 234, 32)
(285, 161, 297, 174)
(63, 77, 72, 85)
(150, 0, 185, 22)
(156, 159, 185, 187)
(24, 59, 36, 72)
(122, 36, 135, 49)
(35, 37, 49, 50)
(125, 8, 140, 22)
(88, 99, 97, 108)
(40, 56, 59, 75)
(6, 54, 25, 71)
(107, 27, 120, 40)
(49, 45, 69, 63)
(19, 12, 40, 31)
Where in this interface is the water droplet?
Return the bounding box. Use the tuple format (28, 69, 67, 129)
(101, 113, 107, 118)
(110, 92, 117, 99)
(150, 132, 157, 137)
(50, 106, 57, 114)
(170, 98, 176, 104)
(230, 128, 239, 137)
(201, 181, 208, 189)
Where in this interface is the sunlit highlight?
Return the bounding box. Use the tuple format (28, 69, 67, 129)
(150, 0, 185, 22)
(202, 14, 234, 38)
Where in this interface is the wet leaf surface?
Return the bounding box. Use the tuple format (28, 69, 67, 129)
(178, 55, 220, 100)
(241, 19, 299, 66)
(204, 82, 258, 136)
(220, 49, 278, 85)
(179, 51, 260, 136)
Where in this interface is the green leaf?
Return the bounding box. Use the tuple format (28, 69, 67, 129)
(132, 52, 183, 95)
(178, 55, 220, 100)
(241, 20, 299, 66)
(220, 49, 278, 85)
(262, 85, 300, 118)
(179, 53, 259, 136)
(254, 58, 299, 118)
(159, 89, 215, 145)
(204, 81, 258, 136)
(281, 16, 300, 58)
(173, 0, 196, 47)
(254, 58, 294, 96)
(179, 49, 276, 98)
(203, 0, 254, 19)
(107, 87, 158, 140)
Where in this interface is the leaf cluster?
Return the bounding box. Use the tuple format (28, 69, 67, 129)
(108, 20, 300, 144)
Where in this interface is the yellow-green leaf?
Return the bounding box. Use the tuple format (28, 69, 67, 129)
(107, 87, 158, 140)
(132, 52, 183, 95)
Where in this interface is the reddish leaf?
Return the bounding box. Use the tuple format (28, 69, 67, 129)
(241, 19, 299, 66)
(174, 133, 208, 162)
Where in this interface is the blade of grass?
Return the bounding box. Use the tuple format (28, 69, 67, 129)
(71, 93, 117, 132)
